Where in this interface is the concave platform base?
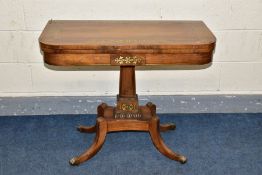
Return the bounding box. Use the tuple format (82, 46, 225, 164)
(69, 102, 187, 166)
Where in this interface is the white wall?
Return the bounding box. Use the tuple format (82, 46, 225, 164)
(0, 0, 262, 96)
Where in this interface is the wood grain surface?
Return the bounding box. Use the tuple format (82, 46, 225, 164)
(39, 20, 216, 66)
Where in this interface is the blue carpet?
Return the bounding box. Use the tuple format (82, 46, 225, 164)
(0, 113, 261, 175)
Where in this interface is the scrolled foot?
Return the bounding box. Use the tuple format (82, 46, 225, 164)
(160, 123, 176, 132)
(77, 125, 96, 133)
(70, 117, 107, 166)
(149, 116, 186, 164)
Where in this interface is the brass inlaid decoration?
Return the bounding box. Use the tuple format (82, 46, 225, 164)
(114, 113, 142, 119)
(114, 56, 143, 65)
(121, 103, 135, 111)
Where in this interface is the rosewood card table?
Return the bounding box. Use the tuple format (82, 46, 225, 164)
(39, 20, 216, 165)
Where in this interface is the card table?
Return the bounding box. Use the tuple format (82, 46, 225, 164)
(39, 20, 216, 165)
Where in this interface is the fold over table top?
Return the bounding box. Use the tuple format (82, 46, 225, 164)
(39, 20, 216, 66)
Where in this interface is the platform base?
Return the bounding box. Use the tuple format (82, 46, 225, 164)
(69, 102, 187, 166)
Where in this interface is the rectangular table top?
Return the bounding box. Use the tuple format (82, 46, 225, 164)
(39, 20, 216, 66)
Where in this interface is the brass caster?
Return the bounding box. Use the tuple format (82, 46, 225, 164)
(179, 156, 187, 164)
(69, 157, 79, 166)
